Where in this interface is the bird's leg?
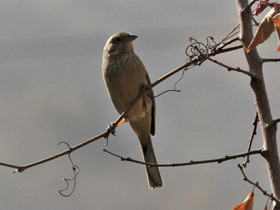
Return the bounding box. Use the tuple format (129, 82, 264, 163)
(106, 119, 128, 137)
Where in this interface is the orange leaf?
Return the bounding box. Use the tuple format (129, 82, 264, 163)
(247, 4, 280, 53)
(233, 191, 254, 210)
(273, 13, 280, 51)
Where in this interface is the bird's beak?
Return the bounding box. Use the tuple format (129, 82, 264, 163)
(127, 34, 138, 41)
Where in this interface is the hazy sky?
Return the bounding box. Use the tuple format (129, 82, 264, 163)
(0, 1, 279, 210)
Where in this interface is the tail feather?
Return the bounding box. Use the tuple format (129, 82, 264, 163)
(140, 135, 163, 189)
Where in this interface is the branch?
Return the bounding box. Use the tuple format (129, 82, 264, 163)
(236, 1, 280, 208)
(194, 45, 257, 78)
(262, 58, 280, 63)
(266, 118, 280, 127)
(243, 112, 259, 167)
(0, 29, 250, 173)
(103, 148, 262, 167)
(238, 164, 280, 205)
(10, 131, 108, 173)
(273, 119, 280, 124)
(200, 50, 257, 78)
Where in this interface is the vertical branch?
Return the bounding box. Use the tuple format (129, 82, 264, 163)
(236, 1, 280, 209)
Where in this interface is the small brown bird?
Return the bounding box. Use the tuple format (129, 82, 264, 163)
(102, 32, 163, 188)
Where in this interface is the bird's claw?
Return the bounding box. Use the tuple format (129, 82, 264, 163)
(106, 122, 117, 137)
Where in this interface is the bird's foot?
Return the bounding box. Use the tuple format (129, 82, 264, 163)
(106, 122, 117, 137)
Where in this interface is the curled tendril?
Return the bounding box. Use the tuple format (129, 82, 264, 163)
(185, 37, 208, 61)
(206, 36, 218, 51)
(185, 26, 240, 61)
(59, 165, 80, 197)
(57, 141, 80, 197)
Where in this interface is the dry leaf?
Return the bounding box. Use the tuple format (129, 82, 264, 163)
(247, 4, 280, 53)
(233, 191, 254, 210)
(272, 13, 280, 51)
(254, 0, 269, 16)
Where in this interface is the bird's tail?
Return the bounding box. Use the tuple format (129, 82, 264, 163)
(139, 135, 163, 189)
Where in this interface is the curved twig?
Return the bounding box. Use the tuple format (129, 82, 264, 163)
(238, 164, 280, 205)
(103, 148, 262, 167)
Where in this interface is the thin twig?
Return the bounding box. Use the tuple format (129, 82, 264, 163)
(242, 0, 258, 13)
(238, 164, 280, 205)
(103, 148, 262, 167)
(266, 118, 280, 128)
(151, 59, 198, 88)
(252, 16, 259, 26)
(196, 46, 257, 78)
(154, 89, 181, 98)
(243, 112, 259, 167)
(216, 26, 240, 49)
(213, 45, 243, 55)
(218, 37, 240, 50)
(262, 58, 280, 62)
(12, 131, 107, 172)
(274, 119, 280, 124)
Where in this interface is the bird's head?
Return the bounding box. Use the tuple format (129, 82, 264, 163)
(103, 32, 138, 56)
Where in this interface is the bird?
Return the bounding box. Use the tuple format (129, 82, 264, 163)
(102, 32, 163, 188)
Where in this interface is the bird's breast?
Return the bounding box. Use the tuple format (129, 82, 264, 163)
(102, 53, 150, 120)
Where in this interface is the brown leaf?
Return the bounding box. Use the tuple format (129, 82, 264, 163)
(247, 4, 280, 53)
(272, 13, 280, 51)
(254, 0, 269, 16)
(233, 191, 254, 210)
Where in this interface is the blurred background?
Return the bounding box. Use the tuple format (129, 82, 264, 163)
(0, 1, 279, 209)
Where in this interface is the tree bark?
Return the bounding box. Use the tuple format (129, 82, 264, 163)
(236, 0, 280, 209)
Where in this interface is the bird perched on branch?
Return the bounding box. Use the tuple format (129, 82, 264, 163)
(102, 32, 163, 188)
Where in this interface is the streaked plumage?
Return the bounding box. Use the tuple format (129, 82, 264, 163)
(102, 32, 163, 188)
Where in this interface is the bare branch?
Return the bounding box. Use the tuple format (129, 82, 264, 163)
(248, 0, 258, 10)
(262, 58, 280, 63)
(274, 119, 280, 124)
(103, 148, 262, 167)
(238, 164, 280, 205)
(196, 46, 257, 78)
(151, 59, 197, 88)
(216, 26, 240, 49)
(236, 1, 280, 208)
(12, 131, 107, 173)
(266, 118, 280, 127)
(218, 37, 240, 50)
(243, 112, 259, 167)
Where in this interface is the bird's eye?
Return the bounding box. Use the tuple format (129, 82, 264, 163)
(113, 37, 122, 43)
